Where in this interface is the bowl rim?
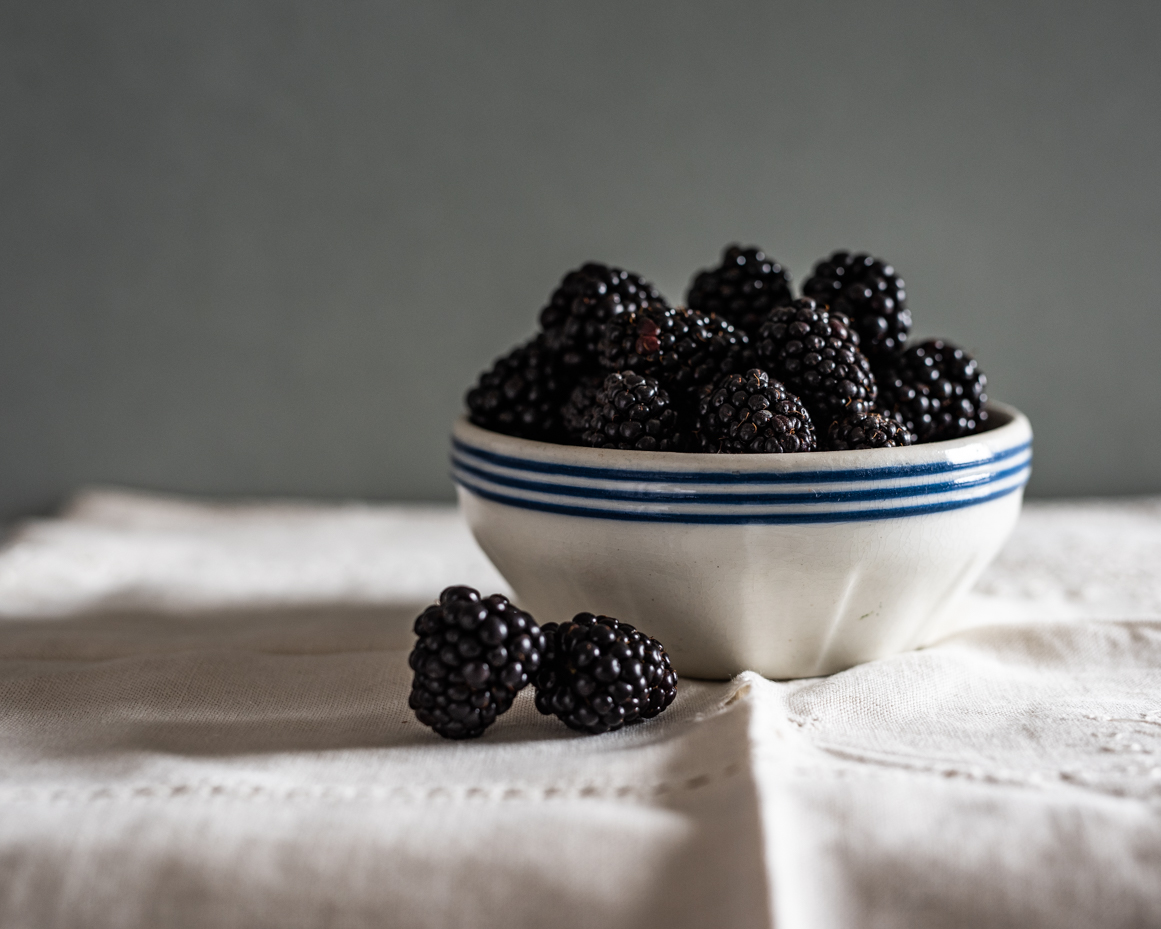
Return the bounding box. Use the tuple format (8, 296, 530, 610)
(452, 402, 1031, 477)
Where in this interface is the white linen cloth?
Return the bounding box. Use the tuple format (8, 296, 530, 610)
(0, 490, 1159, 929)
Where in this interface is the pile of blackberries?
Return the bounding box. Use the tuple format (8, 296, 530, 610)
(409, 586, 678, 740)
(467, 247, 989, 451)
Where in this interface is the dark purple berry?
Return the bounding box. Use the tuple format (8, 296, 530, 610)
(826, 411, 912, 450)
(697, 369, 817, 453)
(465, 336, 567, 441)
(598, 304, 751, 392)
(802, 251, 910, 357)
(567, 370, 692, 452)
(534, 613, 678, 734)
(877, 339, 988, 443)
(408, 586, 546, 740)
(538, 263, 668, 370)
(755, 297, 877, 429)
(686, 244, 794, 335)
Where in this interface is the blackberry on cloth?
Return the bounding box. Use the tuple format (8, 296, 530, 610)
(877, 339, 988, 443)
(465, 335, 567, 441)
(539, 262, 667, 370)
(755, 297, 877, 427)
(534, 613, 678, 734)
(826, 411, 912, 450)
(409, 586, 546, 740)
(686, 244, 793, 335)
(570, 370, 690, 451)
(801, 251, 911, 357)
(697, 369, 817, 453)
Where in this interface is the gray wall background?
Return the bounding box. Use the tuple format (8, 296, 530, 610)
(2, 1, 1159, 520)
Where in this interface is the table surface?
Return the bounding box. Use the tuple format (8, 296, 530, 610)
(1, 489, 1159, 929)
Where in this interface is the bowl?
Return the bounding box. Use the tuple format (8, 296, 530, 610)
(451, 403, 1031, 680)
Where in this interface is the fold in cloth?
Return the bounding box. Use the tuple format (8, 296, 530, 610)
(0, 490, 1158, 929)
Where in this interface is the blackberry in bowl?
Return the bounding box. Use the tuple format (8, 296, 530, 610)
(754, 297, 877, 429)
(801, 250, 910, 357)
(538, 262, 666, 371)
(567, 370, 692, 452)
(686, 244, 793, 335)
(877, 339, 988, 443)
(696, 369, 818, 454)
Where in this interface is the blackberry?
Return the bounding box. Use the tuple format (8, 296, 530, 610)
(534, 613, 678, 734)
(826, 411, 912, 451)
(408, 586, 546, 740)
(598, 305, 750, 392)
(466, 335, 566, 441)
(571, 371, 691, 452)
(560, 374, 604, 441)
(755, 298, 877, 426)
(686, 245, 794, 335)
(801, 251, 910, 357)
(877, 339, 988, 443)
(697, 369, 817, 453)
(539, 263, 667, 370)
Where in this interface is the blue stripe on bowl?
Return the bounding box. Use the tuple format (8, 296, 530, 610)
(451, 436, 1032, 486)
(450, 454, 1032, 507)
(453, 467, 1031, 525)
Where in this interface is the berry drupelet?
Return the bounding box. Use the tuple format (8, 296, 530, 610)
(686, 244, 794, 335)
(755, 298, 877, 427)
(826, 411, 912, 450)
(697, 368, 817, 453)
(877, 339, 988, 443)
(801, 251, 911, 358)
(598, 304, 750, 392)
(465, 335, 567, 441)
(574, 371, 690, 452)
(539, 263, 667, 370)
(408, 586, 546, 740)
(534, 613, 678, 734)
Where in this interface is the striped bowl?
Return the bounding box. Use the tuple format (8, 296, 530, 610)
(452, 403, 1032, 679)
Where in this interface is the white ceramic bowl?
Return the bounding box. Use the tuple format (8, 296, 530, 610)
(452, 404, 1031, 680)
